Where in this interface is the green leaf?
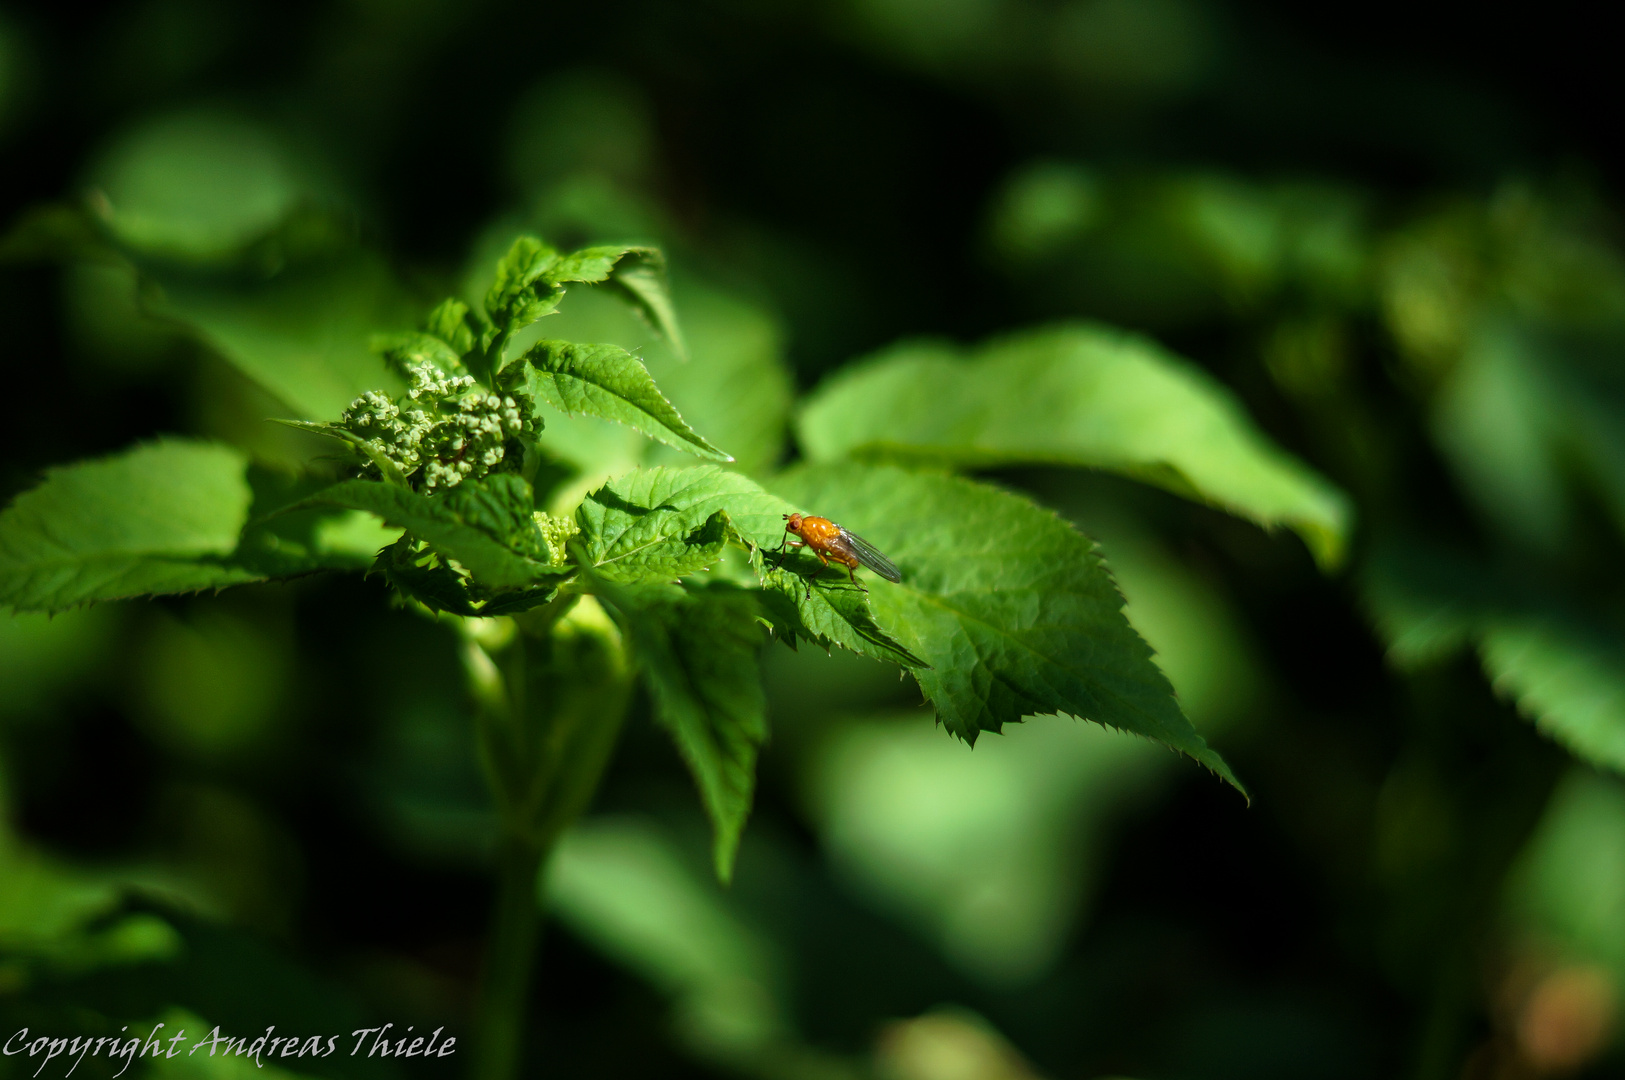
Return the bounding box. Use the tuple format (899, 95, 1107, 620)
(233, 463, 402, 576)
(584, 506, 731, 584)
(751, 562, 927, 670)
(374, 535, 477, 616)
(472, 583, 568, 618)
(2, 198, 416, 422)
(640, 283, 791, 476)
(1361, 541, 1625, 777)
(611, 258, 686, 359)
(576, 465, 791, 568)
(541, 247, 682, 355)
(0, 440, 261, 613)
(577, 465, 921, 665)
(86, 109, 303, 263)
(520, 278, 792, 496)
(1481, 619, 1625, 776)
(1358, 541, 1492, 669)
(0, 203, 123, 265)
(545, 818, 783, 1027)
(545, 244, 645, 284)
(151, 252, 417, 420)
(288, 474, 556, 588)
(0, 839, 183, 973)
(484, 234, 563, 342)
(0, 442, 402, 613)
(268, 418, 410, 487)
(510, 340, 731, 461)
(769, 463, 1240, 790)
(425, 296, 477, 357)
(601, 582, 768, 881)
(796, 323, 1351, 568)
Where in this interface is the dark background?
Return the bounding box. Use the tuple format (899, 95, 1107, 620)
(4, 2, 1625, 1078)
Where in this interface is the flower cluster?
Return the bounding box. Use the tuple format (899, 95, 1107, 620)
(533, 511, 581, 564)
(339, 360, 536, 491)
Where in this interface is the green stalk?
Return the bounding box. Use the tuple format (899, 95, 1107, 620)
(463, 597, 633, 1080)
(470, 832, 547, 1080)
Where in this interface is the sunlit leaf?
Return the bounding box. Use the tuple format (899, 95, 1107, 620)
(0, 441, 411, 615)
(288, 474, 557, 588)
(770, 462, 1240, 790)
(752, 565, 927, 670)
(510, 340, 730, 461)
(642, 283, 791, 475)
(546, 244, 684, 356)
(576, 465, 922, 665)
(424, 296, 477, 357)
(577, 464, 788, 560)
(483, 235, 564, 358)
(587, 507, 730, 583)
(0, 440, 260, 613)
(797, 323, 1350, 567)
(527, 277, 793, 479)
(599, 582, 768, 881)
(546, 244, 648, 284)
(1481, 619, 1625, 775)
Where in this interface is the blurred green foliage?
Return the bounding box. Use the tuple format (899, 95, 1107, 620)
(4, 1, 1625, 1079)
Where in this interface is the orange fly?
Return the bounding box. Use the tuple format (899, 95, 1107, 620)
(778, 513, 902, 592)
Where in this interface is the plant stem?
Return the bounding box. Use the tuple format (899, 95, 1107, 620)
(462, 599, 632, 1080)
(470, 833, 547, 1080)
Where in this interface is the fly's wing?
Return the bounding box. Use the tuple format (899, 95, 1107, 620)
(839, 528, 902, 582)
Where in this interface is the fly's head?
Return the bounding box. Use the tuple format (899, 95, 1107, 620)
(783, 513, 803, 536)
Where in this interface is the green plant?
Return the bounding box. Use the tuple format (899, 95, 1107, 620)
(0, 200, 1351, 1078)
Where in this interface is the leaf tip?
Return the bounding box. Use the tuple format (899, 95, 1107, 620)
(693, 443, 735, 463)
(711, 833, 740, 886)
(1296, 516, 1351, 574)
(1195, 745, 1248, 802)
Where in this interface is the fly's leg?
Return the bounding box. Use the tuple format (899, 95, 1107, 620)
(806, 551, 832, 599)
(771, 535, 803, 574)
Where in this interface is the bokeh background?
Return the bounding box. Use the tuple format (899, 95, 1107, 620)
(5, 1, 1625, 1077)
